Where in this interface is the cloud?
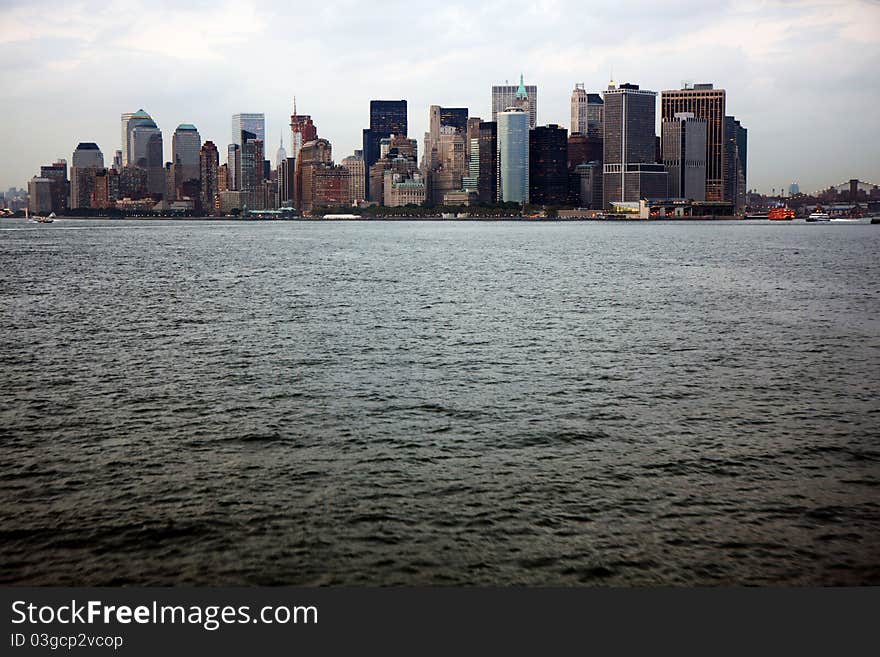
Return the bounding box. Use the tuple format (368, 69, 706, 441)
(0, 0, 878, 192)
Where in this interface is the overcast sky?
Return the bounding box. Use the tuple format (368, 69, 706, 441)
(1, 0, 878, 194)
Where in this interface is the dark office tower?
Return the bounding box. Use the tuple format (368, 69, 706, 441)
(278, 157, 296, 206)
(662, 113, 707, 200)
(660, 83, 726, 201)
(70, 142, 104, 209)
(439, 108, 468, 134)
(529, 125, 569, 205)
(362, 100, 407, 199)
(146, 132, 164, 197)
(477, 121, 497, 204)
(602, 83, 667, 208)
(572, 161, 603, 209)
(40, 160, 68, 212)
(239, 129, 264, 210)
(567, 132, 602, 170)
(724, 115, 747, 212)
(199, 141, 219, 213)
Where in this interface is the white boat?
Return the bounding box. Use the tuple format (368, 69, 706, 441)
(807, 211, 830, 222)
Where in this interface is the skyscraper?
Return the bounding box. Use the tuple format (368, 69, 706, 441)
(121, 109, 153, 166)
(571, 84, 605, 137)
(529, 125, 568, 206)
(362, 100, 407, 199)
(69, 142, 104, 209)
(275, 135, 287, 169)
(724, 115, 748, 212)
(661, 112, 707, 200)
(660, 84, 726, 201)
(231, 113, 266, 147)
(238, 129, 264, 210)
(28, 177, 53, 214)
(289, 99, 317, 164)
(477, 121, 498, 204)
(602, 83, 667, 208)
(341, 152, 366, 204)
(199, 141, 219, 213)
(492, 75, 537, 128)
(39, 160, 68, 212)
(172, 124, 202, 192)
(497, 107, 529, 204)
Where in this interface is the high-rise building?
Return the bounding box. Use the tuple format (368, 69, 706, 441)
(477, 121, 497, 204)
(39, 160, 68, 212)
(362, 100, 407, 200)
(529, 125, 568, 206)
(28, 177, 52, 214)
(297, 138, 332, 212)
(662, 112, 707, 200)
(275, 135, 287, 169)
(340, 152, 366, 204)
(128, 117, 164, 196)
(238, 129, 264, 210)
(172, 124, 202, 194)
(112, 150, 123, 171)
(602, 83, 667, 208)
(497, 107, 529, 204)
(69, 142, 104, 209)
(724, 115, 747, 212)
(199, 141, 219, 213)
(428, 126, 467, 205)
(232, 113, 265, 146)
(660, 84, 726, 201)
(121, 109, 153, 166)
(567, 132, 603, 170)
(290, 99, 318, 166)
(492, 75, 537, 128)
(277, 157, 296, 207)
(572, 161, 603, 209)
(571, 85, 603, 137)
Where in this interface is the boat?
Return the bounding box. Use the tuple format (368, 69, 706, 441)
(807, 209, 830, 222)
(767, 207, 795, 220)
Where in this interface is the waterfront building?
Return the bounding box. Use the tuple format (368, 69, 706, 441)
(290, 99, 317, 167)
(477, 121, 497, 203)
(362, 100, 407, 200)
(570, 85, 603, 137)
(39, 160, 68, 212)
(497, 107, 529, 204)
(28, 177, 52, 214)
(428, 126, 467, 205)
(227, 144, 240, 191)
(277, 157, 295, 207)
(383, 172, 427, 207)
(69, 142, 104, 209)
(118, 165, 148, 200)
(572, 161, 603, 209)
(231, 113, 265, 146)
(661, 112, 707, 200)
(199, 141, 219, 213)
(218, 163, 228, 193)
(172, 124, 201, 187)
(217, 190, 243, 214)
(128, 117, 164, 196)
(93, 168, 119, 209)
(602, 82, 667, 208)
(340, 152, 366, 204)
(724, 116, 748, 211)
(660, 84, 726, 201)
(120, 109, 153, 166)
(529, 124, 569, 206)
(313, 166, 351, 209)
(492, 75, 537, 128)
(297, 138, 332, 212)
(239, 129, 264, 210)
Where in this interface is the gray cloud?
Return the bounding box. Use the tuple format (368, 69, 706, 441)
(1, 0, 878, 193)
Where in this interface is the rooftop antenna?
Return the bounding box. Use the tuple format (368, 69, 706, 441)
(293, 96, 297, 115)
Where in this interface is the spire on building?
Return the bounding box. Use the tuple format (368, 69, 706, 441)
(515, 73, 528, 99)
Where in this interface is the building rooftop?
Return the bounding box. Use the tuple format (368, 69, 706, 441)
(76, 142, 101, 150)
(176, 124, 198, 131)
(131, 109, 151, 118)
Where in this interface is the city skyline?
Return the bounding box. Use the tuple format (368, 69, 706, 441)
(1, 0, 878, 194)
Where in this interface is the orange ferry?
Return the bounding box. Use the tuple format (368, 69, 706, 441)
(768, 207, 795, 220)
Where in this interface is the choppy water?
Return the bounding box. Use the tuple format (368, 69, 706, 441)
(1, 218, 878, 585)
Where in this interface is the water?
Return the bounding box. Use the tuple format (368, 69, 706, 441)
(1, 218, 878, 585)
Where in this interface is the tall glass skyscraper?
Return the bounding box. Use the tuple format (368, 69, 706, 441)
(362, 100, 407, 199)
(497, 108, 529, 204)
(231, 113, 265, 147)
(172, 124, 202, 186)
